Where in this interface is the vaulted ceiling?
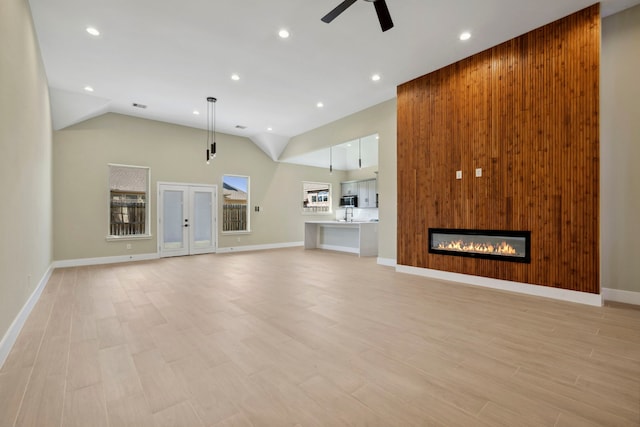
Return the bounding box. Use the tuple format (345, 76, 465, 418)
(29, 0, 640, 161)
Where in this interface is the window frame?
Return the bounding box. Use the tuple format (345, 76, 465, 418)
(222, 174, 251, 234)
(106, 164, 152, 241)
(302, 181, 332, 215)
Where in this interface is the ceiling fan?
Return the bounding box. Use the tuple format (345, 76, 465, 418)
(321, 0, 394, 32)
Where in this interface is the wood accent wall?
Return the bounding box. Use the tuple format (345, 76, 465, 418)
(397, 5, 600, 293)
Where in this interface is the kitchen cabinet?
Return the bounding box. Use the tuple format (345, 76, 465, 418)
(357, 179, 377, 208)
(341, 182, 358, 196)
(341, 179, 377, 207)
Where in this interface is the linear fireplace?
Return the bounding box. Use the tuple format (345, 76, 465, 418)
(428, 228, 531, 263)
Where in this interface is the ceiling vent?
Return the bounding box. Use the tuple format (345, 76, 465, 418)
(132, 103, 147, 109)
(235, 125, 247, 130)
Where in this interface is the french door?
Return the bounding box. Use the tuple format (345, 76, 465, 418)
(158, 183, 217, 257)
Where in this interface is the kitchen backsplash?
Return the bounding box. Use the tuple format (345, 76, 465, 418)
(335, 208, 379, 222)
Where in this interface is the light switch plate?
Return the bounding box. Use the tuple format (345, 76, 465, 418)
(456, 170, 462, 180)
(475, 168, 482, 177)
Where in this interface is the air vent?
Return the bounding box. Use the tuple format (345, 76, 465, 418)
(132, 103, 147, 109)
(235, 125, 247, 130)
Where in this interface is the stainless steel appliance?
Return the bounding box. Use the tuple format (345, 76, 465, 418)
(339, 195, 358, 207)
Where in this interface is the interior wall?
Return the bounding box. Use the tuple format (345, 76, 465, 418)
(345, 165, 378, 182)
(53, 113, 348, 260)
(601, 4, 640, 294)
(0, 0, 53, 342)
(397, 5, 600, 293)
(284, 99, 397, 261)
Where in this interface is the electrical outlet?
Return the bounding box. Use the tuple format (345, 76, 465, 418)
(475, 168, 482, 177)
(456, 170, 462, 180)
(126, 243, 132, 250)
(237, 237, 241, 242)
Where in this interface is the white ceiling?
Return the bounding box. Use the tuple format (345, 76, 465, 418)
(29, 0, 640, 162)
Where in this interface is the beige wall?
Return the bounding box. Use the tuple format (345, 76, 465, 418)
(53, 113, 348, 260)
(284, 99, 397, 261)
(0, 0, 53, 342)
(601, 4, 640, 293)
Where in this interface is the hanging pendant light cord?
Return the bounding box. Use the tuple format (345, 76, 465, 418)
(329, 146, 333, 174)
(213, 98, 217, 157)
(206, 97, 217, 162)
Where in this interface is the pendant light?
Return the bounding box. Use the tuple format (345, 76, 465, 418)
(358, 138, 362, 169)
(206, 97, 217, 164)
(329, 146, 333, 174)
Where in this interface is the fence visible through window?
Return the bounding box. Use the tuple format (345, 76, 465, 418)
(110, 192, 146, 236)
(223, 204, 247, 231)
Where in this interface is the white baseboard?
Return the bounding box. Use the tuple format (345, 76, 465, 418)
(602, 288, 640, 306)
(0, 264, 54, 370)
(377, 257, 397, 267)
(53, 253, 159, 268)
(397, 265, 603, 307)
(216, 241, 303, 254)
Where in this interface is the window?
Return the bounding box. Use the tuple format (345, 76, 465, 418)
(108, 164, 150, 238)
(302, 181, 332, 213)
(222, 174, 250, 232)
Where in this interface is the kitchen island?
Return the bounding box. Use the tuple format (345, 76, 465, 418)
(304, 221, 378, 257)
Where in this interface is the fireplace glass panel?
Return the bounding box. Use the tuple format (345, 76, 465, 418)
(428, 229, 530, 263)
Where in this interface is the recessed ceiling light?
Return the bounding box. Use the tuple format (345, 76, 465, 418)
(267, 127, 273, 131)
(317, 102, 324, 108)
(459, 31, 471, 41)
(278, 29, 290, 39)
(86, 27, 100, 36)
(231, 73, 240, 81)
(371, 74, 381, 82)
(84, 86, 94, 92)
(193, 110, 200, 115)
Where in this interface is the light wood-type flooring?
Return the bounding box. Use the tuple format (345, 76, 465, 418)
(1, 248, 639, 426)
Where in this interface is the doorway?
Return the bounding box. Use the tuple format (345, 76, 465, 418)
(158, 183, 217, 257)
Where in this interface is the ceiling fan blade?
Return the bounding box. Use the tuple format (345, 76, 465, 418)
(321, 0, 358, 23)
(373, 0, 394, 32)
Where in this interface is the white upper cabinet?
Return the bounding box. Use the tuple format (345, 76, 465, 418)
(357, 179, 377, 208)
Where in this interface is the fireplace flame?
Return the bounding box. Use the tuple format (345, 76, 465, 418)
(437, 240, 518, 255)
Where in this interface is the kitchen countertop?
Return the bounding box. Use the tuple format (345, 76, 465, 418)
(304, 220, 378, 224)
(304, 221, 378, 256)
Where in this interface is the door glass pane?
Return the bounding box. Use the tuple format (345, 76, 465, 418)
(163, 190, 184, 249)
(193, 191, 212, 248)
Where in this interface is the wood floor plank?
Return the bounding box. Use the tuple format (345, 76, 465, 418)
(153, 400, 204, 427)
(96, 316, 127, 349)
(99, 344, 145, 403)
(106, 392, 156, 427)
(66, 338, 101, 391)
(213, 412, 254, 427)
(132, 349, 188, 414)
(15, 373, 66, 427)
(0, 368, 31, 427)
(62, 382, 109, 427)
(299, 375, 384, 426)
(0, 248, 638, 426)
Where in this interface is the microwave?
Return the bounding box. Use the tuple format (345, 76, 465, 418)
(339, 195, 358, 207)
